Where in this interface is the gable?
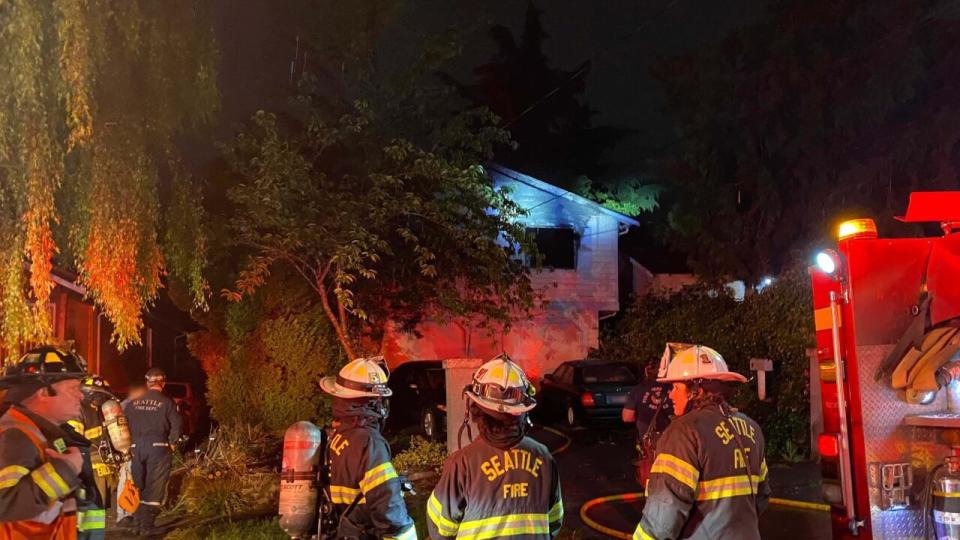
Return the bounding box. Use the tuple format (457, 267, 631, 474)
(487, 164, 639, 231)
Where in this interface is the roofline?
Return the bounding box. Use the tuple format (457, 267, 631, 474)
(51, 273, 87, 296)
(486, 163, 641, 227)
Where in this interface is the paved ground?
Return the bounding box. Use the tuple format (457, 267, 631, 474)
(102, 423, 830, 539)
(547, 424, 831, 539)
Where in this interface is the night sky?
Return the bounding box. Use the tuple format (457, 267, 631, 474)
(211, 0, 762, 169)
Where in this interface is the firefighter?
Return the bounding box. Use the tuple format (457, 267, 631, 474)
(427, 354, 564, 540)
(623, 363, 673, 484)
(0, 347, 87, 539)
(632, 345, 770, 540)
(320, 356, 417, 540)
(64, 375, 120, 539)
(123, 367, 182, 536)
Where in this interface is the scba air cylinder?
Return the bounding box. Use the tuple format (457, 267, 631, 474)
(934, 457, 960, 540)
(279, 421, 325, 539)
(100, 399, 132, 456)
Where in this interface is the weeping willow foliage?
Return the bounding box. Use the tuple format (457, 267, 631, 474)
(0, 0, 218, 353)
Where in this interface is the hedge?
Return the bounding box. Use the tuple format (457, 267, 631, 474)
(599, 267, 815, 460)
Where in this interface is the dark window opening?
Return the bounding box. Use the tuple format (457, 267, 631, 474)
(530, 227, 579, 269)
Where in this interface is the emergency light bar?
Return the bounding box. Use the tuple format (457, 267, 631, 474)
(837, 218, 877, 241)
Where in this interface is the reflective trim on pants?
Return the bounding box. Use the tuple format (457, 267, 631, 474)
(78, 508, 107, 531)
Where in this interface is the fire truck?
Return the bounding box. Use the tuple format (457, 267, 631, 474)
(809, 191, 960, 539)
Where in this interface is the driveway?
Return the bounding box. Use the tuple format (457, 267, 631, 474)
(539, 423, 831, 539)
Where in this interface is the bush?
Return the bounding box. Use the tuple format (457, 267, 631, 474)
(169, 424, 281, 519)
(600, 267, 814, 460)
(393, 436, 447, 474)
(199, 272, 343, 432)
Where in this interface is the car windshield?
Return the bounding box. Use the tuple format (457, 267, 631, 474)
(581, 364, 636, 384)
(164, 384, 187, 398)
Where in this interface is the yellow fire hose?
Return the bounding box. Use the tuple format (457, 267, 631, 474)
(538, 425, 573, 456)
(579, 492, 829, 539)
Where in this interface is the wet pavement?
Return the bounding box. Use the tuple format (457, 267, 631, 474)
(547, 424, 831, 539)
(102, 423, 830, 539)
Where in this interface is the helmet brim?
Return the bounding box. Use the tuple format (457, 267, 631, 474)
(319, 376, 393, 398)
(0, 372, 85, 388)
(465, 391, 536, 415)
(657, 372, 748, 384)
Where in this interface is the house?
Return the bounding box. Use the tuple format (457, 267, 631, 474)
(381, 164, 640, 381)
(0, 269, 198, 394)
(622, 256, 698, 299)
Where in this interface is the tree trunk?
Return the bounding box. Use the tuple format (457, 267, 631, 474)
(318, 286, 357, 360)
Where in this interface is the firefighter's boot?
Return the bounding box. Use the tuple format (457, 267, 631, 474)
(139, 504, 164, 537)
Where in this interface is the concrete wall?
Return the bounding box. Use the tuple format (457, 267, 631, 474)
(648, 273, 698, 296)
(443, 358, 483, 453)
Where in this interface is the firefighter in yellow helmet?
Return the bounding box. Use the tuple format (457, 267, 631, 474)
(632, 344, 770, 540)
(66, 375, 121, 540)
(427, 354, 563, 539)
(320, 356, 417, 540)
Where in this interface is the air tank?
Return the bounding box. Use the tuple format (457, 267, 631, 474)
(279, 421, 324, 539)
(100, 399, 132, 456)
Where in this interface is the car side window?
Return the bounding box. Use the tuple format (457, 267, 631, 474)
(550, 365, 565, 384)
(559, 366, 575, 385)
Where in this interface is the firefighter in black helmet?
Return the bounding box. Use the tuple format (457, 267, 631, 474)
(320, 356, 417, 540)
(0, 347, 87, 539)
(64, 375, 122, 539)
(123, 367, 182, 537)
(427, 354, 564, 539)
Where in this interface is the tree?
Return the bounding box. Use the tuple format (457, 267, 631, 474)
(0, 1, 217, 353)
(654, 0, 960, 284)
(222, 99, 536, 359)
(443, 2, 624, 187)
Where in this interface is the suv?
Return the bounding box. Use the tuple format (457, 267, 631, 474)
(386, 361, 447, 441)
(163, 382, 200, 437)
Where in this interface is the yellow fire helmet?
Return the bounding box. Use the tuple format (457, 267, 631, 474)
(657, 343, 748, 384)
(465, 354, 536, 415)
(320, 356, 393, 399)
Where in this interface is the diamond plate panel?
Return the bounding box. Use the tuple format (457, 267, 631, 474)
(856, 345, 952, 539)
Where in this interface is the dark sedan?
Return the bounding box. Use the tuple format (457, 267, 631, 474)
(385, 360, 447, 441)
(539, 360, 637, 427)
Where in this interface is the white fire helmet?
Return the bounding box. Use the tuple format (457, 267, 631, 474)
(320, 356, 393, 399)
(657, 343, 748, 384)
(465, 354, 536, 415)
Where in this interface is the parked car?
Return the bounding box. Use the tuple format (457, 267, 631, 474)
(163, 381, 200, 437)
(539, 360, 638, 427)
(386, 360, 447, 441)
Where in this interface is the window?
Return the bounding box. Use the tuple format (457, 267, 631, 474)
(581, 364, 637, 384)
(558, 365, 575, 385)
(529, 227, 579, 269)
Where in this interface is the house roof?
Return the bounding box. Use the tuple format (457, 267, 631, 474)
(48, 266, 200, 333)
(486, 164, 641, 227)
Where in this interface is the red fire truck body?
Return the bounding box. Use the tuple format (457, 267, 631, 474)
(810, 192, 960, 539)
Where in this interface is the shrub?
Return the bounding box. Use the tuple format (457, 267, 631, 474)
(199, 272, 343, 432)
(393, 436, 447, 474)
(169, 424, 281, 519)
(600, 267, 814, 460)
